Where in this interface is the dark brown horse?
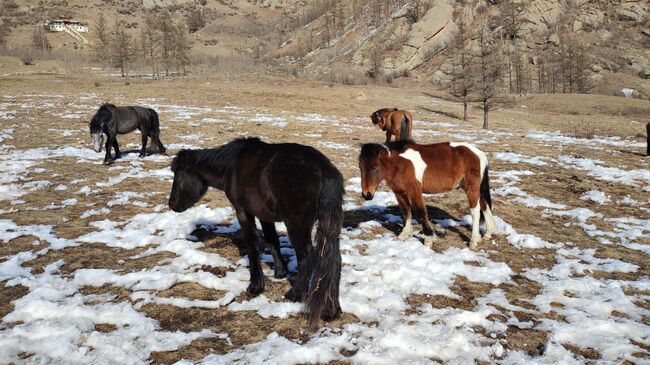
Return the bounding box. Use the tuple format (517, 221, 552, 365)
(359, 140, 497, 249)
(89, 103, 166, 165)
(370, 108, 414, 143)
(645, 123, 650, 156)
(169, 137, 343, 327)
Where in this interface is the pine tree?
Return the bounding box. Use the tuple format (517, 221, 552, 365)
(111, 20, 134, 77)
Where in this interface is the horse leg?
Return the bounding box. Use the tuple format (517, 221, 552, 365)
(238, 211, 265, 296)
(395, 190, 413, 240)
(139, 130, 149, 157)
(103, 136, 113, 165)
(283, 221, 313, 302)
(112, 139, 122, 160)
(466, 189, 482, 250)
(481, 200, 498, 240)
(385, 131, 392, 144)
(260, 221, 288, 279)
(409, 188, 437, 247)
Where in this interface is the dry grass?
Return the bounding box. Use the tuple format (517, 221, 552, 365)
(0, 64, 648, 363)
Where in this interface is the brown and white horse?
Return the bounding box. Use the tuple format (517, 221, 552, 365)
(370, 108, 414, 143)
(358, 140, 497, 249)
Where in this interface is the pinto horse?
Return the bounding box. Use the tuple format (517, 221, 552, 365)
(359, 140, 497, 249)
(168, 137, 344, 327)
(89, 103, 166, 165)
(370, 108, 414, 143)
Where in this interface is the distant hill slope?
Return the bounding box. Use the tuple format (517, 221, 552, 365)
(2, 0, 649, 98)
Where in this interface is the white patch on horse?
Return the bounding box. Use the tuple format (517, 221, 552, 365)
(399, 149, 427, 184)
(449, 142, 487, 179)
(482, 204, 498, 238)
(469, 205, 481, 248)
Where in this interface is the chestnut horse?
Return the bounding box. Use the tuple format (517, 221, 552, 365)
(359, 140, 497, 249)
(370, 108, 414, 143)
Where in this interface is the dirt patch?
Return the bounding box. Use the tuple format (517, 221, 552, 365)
(0, 284, 28, 318)
(562, 343, 601, 360)
(25, 245, 176, 275)
(504, 326, 548, 356)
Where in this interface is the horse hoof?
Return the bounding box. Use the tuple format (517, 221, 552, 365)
(273, 269, 287, 279)
(103, 160, 114, 165)
(397, 230, 412, 241)
(284, 288, 301, 302)
(321, 307, 341, 322)
(469, 242, 479, 250)
(246, 282, 264, 297)
(483, 233, 492, 240)
(424, 236, 436, 247)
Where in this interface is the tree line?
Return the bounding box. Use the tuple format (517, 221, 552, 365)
(445, 0, 594, 128)
(93, 11, 192, 77)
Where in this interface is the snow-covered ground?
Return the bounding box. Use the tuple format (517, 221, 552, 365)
(0, 93, 648, 364)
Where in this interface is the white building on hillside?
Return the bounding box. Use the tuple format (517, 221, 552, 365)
(45, 18, 88, 33)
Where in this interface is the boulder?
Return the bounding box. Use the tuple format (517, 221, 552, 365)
(388, 0, 457, 74)
(519, 0, 563, 36)
(547, 33, 560, 45)
(639, 69, 650, 79)
(618, 88, 641, 98)
(616, 2, 649, 22)
(576, 9, 605, 29)
(591, 64, 603, 73)
(572, 21, 583, 32)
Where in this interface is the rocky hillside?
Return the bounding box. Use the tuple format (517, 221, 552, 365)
(1, 0, 649, 98)
(273, 0, 650, 98)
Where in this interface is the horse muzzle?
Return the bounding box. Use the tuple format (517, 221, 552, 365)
(168, 199, 184, 213)
(362, 192, 374, 201)
(91, 133, 103, 152)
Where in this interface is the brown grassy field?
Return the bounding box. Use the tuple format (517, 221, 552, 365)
(0, 58, 649, 363)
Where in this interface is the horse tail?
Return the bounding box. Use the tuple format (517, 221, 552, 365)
(148, 108, 160, 132)
(479, 165, 492, 222)
(305, 168, 344, 328)
(149, 108, 166, 153)
(400, 111, 412, 141)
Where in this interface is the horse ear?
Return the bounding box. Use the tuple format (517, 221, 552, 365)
(171, 150, 189, 171)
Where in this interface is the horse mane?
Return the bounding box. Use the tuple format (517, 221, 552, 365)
(385, 139, 416, 153)
(172, 137, 265, 175)
(359, 143, 389, 161)
(89, 103, 116, 133)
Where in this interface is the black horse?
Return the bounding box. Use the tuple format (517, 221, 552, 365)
(168, 137, 344, 327)
(89, 103, 166, 165)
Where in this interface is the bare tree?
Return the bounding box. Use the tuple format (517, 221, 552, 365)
(140, 14, 160, 76)
(502, 0, 525, 95)
(474, 5, 502, 129)
(157, 11, 175, 75)
(187, 5, 206, 33)
(32, 26, 51, 53)
(573, 42, 593, 93)
(172, 23, 192, 74)
(0, 26, 8, 47)
(446, 16, 474, 120)
(111, 20, 134, 77)
(93, 13, 110, 66)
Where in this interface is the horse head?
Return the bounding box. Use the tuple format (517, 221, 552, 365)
(88, 104, 115, 152)
(358, 144, 388, 201)
(168, 151, 209, 212)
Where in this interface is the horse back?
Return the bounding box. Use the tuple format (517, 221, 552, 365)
(230, 144, 339, 222)
(112, 106, 150, 134)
